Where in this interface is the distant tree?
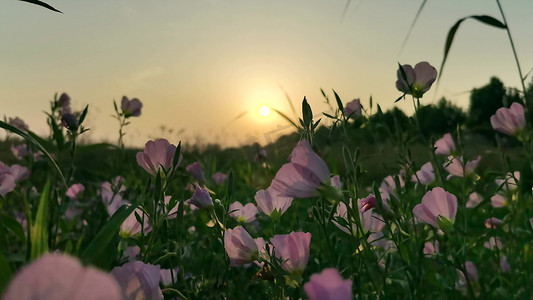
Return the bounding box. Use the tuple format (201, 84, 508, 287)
(467, 77, 506, 131)
(417, 98, 466, 138)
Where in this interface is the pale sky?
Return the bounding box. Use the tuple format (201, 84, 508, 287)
(2, 0, 532, 148)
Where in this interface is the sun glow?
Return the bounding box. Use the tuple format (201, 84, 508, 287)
(259, 105, 271, 117)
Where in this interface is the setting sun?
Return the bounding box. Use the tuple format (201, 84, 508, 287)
(259, 105, 271, 117)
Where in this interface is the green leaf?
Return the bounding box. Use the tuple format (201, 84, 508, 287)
(78, 105, 89, 126)
(0, 121, 66, 188)
(80, 203, 138, 268)
(0, 252, 12, 293)
(0, 214, 25, 242)
(302, 97, 313, 128)
(18, 0, 62, 13)
(333, 90, 344, 114)
(323, 112, 337, 119)
(438, 15, 506, 85)
(47, 113, 65, 150)
(31, 179, 51, 260)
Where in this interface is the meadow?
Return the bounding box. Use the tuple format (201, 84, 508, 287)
(2, 2, 533, 300)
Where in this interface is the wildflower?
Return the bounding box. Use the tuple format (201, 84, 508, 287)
(271, 140, 330, 198)
(491, 194, 507, 208)
(164, 195, 179, 218)
(123, 246, 140, 262)
(500, 256, 510, 272)
(66, 183, 85, 201)
(396, 61, 437, 98)
(224, 226, 259, 266)
(229, 201, 258, 223)
(344, 98, 362, 118)
(495, 171, 519, 191)
(160, 268, 179, 286)
(411, 162, 435, 185)
(424, 240, 439, 256)
(136, 139, 179, 176)
(110, 261, 163, 300)
(3, 253, 122, 300)
(304, 268, 352, 300)
(0, 163, 16, 197)
(413, 187, 457, 229)
(380, 175, 404, 201)
(99, 177, 127, 216)
(60, 113, 78, 131)
(8, 117, 29, 131)
(434, 133, 455, 155)
(254, 187, 293, 217)
(484, 217, 502, 229)
(334, 198, 385, 235)
(254, 149, 267, 163)
(212, 172, 228, 184)
(490, 102, 525, 136)
(186, 162, 205, 181)
(120, 208, 151, 238)
(443, 156, 481, 179)
(484, 236, 502, 250)
(456, 261, 478, 291)
(120, 96, 143, 118)
(270, 231, 311, 274)
(466, 192, 483, 208)
(330, 175, 342, 189)
(57, 93, 72, 114)
(8, 164, 30, 183)
(186, 183, 213, 209)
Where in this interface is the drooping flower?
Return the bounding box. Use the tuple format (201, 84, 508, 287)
(8, 117, 29, 131)
(396, 61, 437, 98)
(411, 162, 435, 185)
(229, 201, 258, 223)
(121, 96, 143, 118)
(3, 253, 122, 300)
(304, 268, 352, 300)
(224, 226, 259, 266)
(413, 187, 457, 229)
(490, 102, 526, 136)
(271, 140, 330, 198)
(254, 187, 293, 217)
(57, 93, 72, 114)
(186, 162, 205, 181)
(136, 139, 179, 176)
(186, 183, 213, 209)
(212, 172, 228, 184)
(344, 98, 362, 119)
(443, 156, 481, 179)
(60, 113, 78, 131)
(66, 183, 85, 201)
(110, 261, 163, 300)
(270, 231, 311, 274)
(434, 133, 455, 155)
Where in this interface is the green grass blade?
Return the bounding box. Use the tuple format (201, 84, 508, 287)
(0, 121, 67, 188)
(398, 0, 428, 55)
(30, 179, 51, 260)
(80, 203, 138, 268)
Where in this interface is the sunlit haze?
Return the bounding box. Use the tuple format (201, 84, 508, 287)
(1, 1, 532, 148)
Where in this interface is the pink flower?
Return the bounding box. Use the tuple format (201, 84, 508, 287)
(57, 93, 71, 114)
(224, 226, 259, 266)
(396, 61, 437, 98)
(136, 139, 179, 176)
(484, 236, 502, 250)
(500, 256, 510, 273)
(330, 175, 342, 189)
(456, 261, 478, 290)
(120, 208, 152, 237)
(490, 102, 525, 136)
(344, 98, 362, 118)
(186, 162, 205, 181)
(434, 133, 455, 155)
(254, 187, 293, 217)
(3, 253, 122, 300)
(270, 231, 311, 274)
(380, 175, 404, 200)
(8, 164, 30, 183)
(491, 194, 508, 208)
(495, 171, 519, 191)
(304, 268, 352, 300)
(8, 117, 29, 131)
(413, 187, 457, 229)
(411, 162, 435, 185)
(466, 192, 483, 208)
(163, 195, 179, 219)
(484, 217, 502, 229)
(423, 240, 439, 256)
(110, 261, 162, 300)
(229, 201, 258, 223)
(186, 183, 213, 209)
(120, 96, 143, 117)
(334, 198, 385, 235)
(159, 268, 179, 286)
(212, 172, 228, 184)
(271, 140, 330, 198)
(443, 156, 481, 179)
(66, 183, 85, 201)
(0, 163, 16, 197)
(99, 177, 127, 216)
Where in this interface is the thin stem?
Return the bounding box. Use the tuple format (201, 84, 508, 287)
(496, 0, 527, 98)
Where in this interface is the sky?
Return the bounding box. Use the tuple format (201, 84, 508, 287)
(1, 0, 533, 148)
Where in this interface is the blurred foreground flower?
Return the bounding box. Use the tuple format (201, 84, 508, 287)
(304, 268, 352, 300)
(8, 116, 29, 131)
(271, 231, 311, 274)
(212, 172, 228, 184)
(224, 226, 259, 266)
(254, 187, 293, 217)
(136, 139, 180, 176)
(396, 61, 437, 98)
(490, 102, 525, 136)
(110, 261, 162, 300)
(3, 253, 122, 300)
(271, 140, 330, 198)
(121, 96, 142, 118)
(413, 187, 457, 230)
